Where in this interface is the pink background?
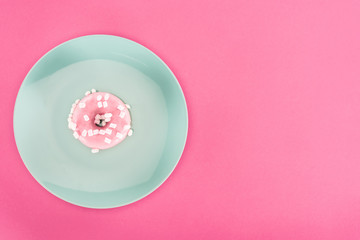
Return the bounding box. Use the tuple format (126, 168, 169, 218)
(1, 0, 360, 239)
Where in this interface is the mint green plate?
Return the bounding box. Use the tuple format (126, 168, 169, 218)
(13, 35, 188, 208)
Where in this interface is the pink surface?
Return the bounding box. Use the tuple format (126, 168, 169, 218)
(1, 0, 360, 239)
(71, 92, 131, 150)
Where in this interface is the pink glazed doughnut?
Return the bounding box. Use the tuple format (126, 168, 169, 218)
(68, 89, 133, 153)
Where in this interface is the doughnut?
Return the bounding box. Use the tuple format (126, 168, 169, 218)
(68, 89, 133, 153)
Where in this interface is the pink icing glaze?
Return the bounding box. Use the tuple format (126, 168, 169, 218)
(71, 92, 132, 150)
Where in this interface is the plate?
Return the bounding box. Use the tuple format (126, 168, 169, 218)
(13, 35, 188, 208)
